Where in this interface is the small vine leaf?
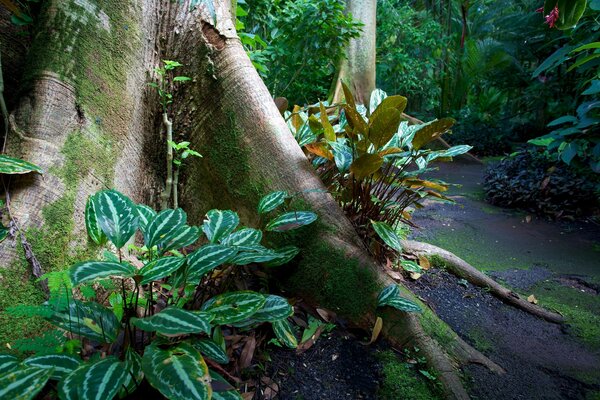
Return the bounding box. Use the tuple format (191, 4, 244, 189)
(265, 211, 317, 232)
(132, 308, 213, 336)
(202, 210, 240, 243)
(142, 342, 211, 400)
(201, 291, 266, 325)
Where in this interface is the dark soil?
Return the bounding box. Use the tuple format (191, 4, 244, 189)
(405, 268, 600, 399)
(262, 331, 382, 399)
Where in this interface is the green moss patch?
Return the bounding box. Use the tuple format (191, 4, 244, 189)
(376, 350, 442, 400)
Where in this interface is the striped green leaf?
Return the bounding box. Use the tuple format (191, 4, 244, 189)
(257, 191, 288, 214)
(265, 211, 317, 232)
(0, 354, 19, 375)
(47, 300, 120, 343)
(202, 210, 239, 243)
(191, 338, 229, 364)
(401, 260, 422, 273)
(58, 363, 89, 400)
(202, 291, 266, 325)
(378, 285, 422, 313)
(210, 370, 243, 400)
(329, 140, 353, 173)
(229, 249, 280, 265)
(120, 348, 144, 398)
(0, 366, 52, 400)
(132, 307, 212, 336)
(78, 357, 128, 400)
(0, 224, 8, 243)
(139, 257, 186, 285)
(23, 353, 81, 380)
(142, 342, 211, 400)
(272, 319, 298, 349)
(137, 204, 157, 233)
(220, 228, 262, 247)
(70, 261, 136, 286)
(187, 244, 237, 281)
(371, 221, 402, 253)
(144, 208, 187, 249)
(0, 155, 43, 175)
(252, 295, 293, 322)
(84, 195, 107, 245)
(92, 190, 139, 249)
(264, 246, 300, 267)
(156, 225, 200, 254)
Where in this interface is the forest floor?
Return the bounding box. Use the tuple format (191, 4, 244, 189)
(262, 160, 600, 399)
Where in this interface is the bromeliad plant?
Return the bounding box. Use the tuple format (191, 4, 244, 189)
(285, 83, 471, 258)
(0, 189, 317, 400)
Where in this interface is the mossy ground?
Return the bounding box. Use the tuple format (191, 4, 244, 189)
(376, 350, 442, 400)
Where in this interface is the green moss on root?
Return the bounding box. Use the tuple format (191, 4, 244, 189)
(376, 350, 442, 400)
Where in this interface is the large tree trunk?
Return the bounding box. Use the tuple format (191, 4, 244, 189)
(1, 2, 499, 398)
(330, 0, 377, 105)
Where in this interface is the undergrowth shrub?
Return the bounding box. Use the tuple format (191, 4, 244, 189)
(484, 149, 600, 218)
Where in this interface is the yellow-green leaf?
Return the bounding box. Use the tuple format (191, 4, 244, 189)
(411, 118, 455, 150)
(350, 153, 383, 180)
(369, 108, 402, 149)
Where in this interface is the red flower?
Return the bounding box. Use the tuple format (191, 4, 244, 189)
(545, 5, 560, 28)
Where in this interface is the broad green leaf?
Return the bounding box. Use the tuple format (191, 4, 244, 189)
(548, 116, 578, 127)
(191, 338, 229, 364)
(0, 366, 52, 400)
(84, 195, 107, 245)
(573, 42, 600, 52)
(23, 353, 81, 380)
(108, 292, 124, 320)
(265, 211, 318, 231)
(202, 210, 240, 243)
(252, 295, 293, 322)
(344, 105, 368, 135)
(137, 204, 157, 232)
(329, 140, 353, 173)
(370, 95, 408, 123)
(120, 349, 144, 398)
(350, 153, 384, 180)
(378, 285, 422, 313)
(371, 221, 403, 253)
(229, 249, 280, 265)
(132, 308, 212, 336)
(583, 80, 600, 95)
(58, 363, 89, 400)
(532, 45, 574, 77)
(144, 208, 187, 248)
(264, 246, 301, 267)
(257, 191, 288, 214)
(272, 319, 298, 349)
(0, 155, 43, 175)
(369, 107, 402, 149)
(202, 291, 266, 325)
(139, 256, 186, 285)
(70, 261, 136, 286)
(401, 260, 422, 273)
(187, 244, 238, 281)
(320, 102, 336, 142)
(220, 228, 262, 247)
(92, 190, 138, 249)
(142, 342, 211, 400)
(210, 370, 243, 400)
(78, 357, 128, 400)
(544, 0, 587, 30)
(156, 225, 200, 254)
(0, 354, 19, 375)
(411, 118, 455, 150)
(47, 300, 120, 343)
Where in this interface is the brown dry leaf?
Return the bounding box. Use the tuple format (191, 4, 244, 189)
(527, 294, 538, 304)
(239, 334, 257, 369)
(368, 317, 383, 345)
(410, 272, 422, 280)
(241, 392, 254, 400)
(525, 215, 532, 223)
(385, 269, 404, 281)
(261, 377, 279, 400)
(316, 307, 334, 322)
(418, 255, 431, 270)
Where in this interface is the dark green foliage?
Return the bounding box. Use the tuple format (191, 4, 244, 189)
(484, 150, 600, 217)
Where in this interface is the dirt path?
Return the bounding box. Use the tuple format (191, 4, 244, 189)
(409, 161, 600, 399)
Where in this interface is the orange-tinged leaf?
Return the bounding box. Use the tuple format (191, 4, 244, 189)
(292, 105, 303, 130)
(368, 317, 383, 344)
(404, 179, 449, 192)
(305, 142, 334, 160)
(369, 108, 402, 149)
(425, 190, 451, 201)
(320, 102, 336, 142)
(350, 153, 383, 180)
(401, 211, 412, 220)
(527, 295, 538, 304)
(412, 118, 456, 150)
(418, 255, 430, 270)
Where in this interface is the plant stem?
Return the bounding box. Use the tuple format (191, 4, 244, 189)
(173, 165, 180, 209)
(160, 112, 173, 209)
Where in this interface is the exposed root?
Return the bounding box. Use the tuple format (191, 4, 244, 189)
(401, 240, 564, 324)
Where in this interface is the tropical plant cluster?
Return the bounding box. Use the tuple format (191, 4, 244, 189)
(0, 189, 320, 400)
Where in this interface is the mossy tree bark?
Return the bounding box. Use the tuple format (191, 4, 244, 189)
(2, 1, 499, 398)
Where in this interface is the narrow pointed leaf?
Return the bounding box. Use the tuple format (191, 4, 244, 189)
(70, 261, 136, 286)
(78, 357, 128, 400)
(202, 210, 239, 243)
(144, 208, 187, 248)
(220, 228, 262, 247)
(85, 195, 107, 245)
(378, 285, 400, 306)
(137, 204, 157, 233)
(58, 364, 89, 400)
(139, 257, 186, 285)
(120, 349, 144, 398)
(23, 353, 81, 380)
(341, 81, 356, 109)
(320, 102, 336, 142)
(272, 319, 298, 349)
(252, 295, 293, 322)
(46, 300, 119, 343)
(132, 308, 212, 336)
(92, 190, 138, 249)
(264, 246, 301, 267)
(257, 191, 288, 214)
(187, 244, 237, 281)
(229, 249, 280, 265)
(371, 221, 403, 253)
(0, 366, 52, 400)
(191, 338, 229, 364)
(266, 212, 317, 232)
(0, 155, 43, 175)
(142, 342, 211, 400)
(202, 291, 266, 325)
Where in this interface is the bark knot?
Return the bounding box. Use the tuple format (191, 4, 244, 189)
(201, 23, 226, 50)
